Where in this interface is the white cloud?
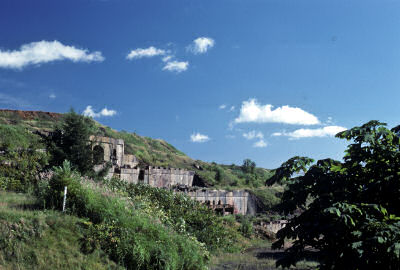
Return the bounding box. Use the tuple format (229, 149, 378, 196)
(0, 40, 104, 69)
(162, 55, 173, 62)
(253, 139, 267, 148)
(229, 106, 235, 112)
(272, 125, 347, 139)
(163, 61, 189, 73)
(190, 132, 210, 143)
(126, 46, 166, 60)
(243, 130, 264, 140)
(49, 94, 56, 99)
(83, 105, 117, 118)
(234, 99, 320, 125)
(219, 104, 227, 110)
(188, 37, 215, 54)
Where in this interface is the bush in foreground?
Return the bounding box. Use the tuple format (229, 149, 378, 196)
(39, 161, 210, 270)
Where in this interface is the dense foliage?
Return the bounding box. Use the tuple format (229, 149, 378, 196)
(0, 135, 47, 192)
(268, 121, 400, 269)
(105, 177, 239, 252)
(38, 161, 212, 269)
(45, 110, 96, 175)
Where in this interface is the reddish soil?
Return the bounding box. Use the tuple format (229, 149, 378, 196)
(0, 109, 63, 120)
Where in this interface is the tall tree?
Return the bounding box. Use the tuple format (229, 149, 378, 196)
(242, 158, 256, 174)
(268, 121, 400, 269)
(46, 109, 96, 175)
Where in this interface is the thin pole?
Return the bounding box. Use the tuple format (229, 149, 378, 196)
(62, 186, 68, 212)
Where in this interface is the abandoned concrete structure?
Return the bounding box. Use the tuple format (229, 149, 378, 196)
(182, 189, 255, 215)
(90, 135, 255, 215)
(90, 136, 194, 188)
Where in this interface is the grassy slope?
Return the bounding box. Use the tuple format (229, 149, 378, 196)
(0, 109, 274, 188)
(0, 191, 122, 270)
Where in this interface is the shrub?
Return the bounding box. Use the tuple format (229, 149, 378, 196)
(0, 147, 48, 192)
(123, 183, 238, 252)
(39, 162, 211, 269)
(236, 215, 254, 238)
(44, 160, 87, 213)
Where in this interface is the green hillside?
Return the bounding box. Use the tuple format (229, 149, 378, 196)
(0, 109, 274, 189)
(0, 191, 122, 270)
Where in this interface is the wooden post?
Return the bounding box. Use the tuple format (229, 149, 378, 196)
(62, 186, 67, 212)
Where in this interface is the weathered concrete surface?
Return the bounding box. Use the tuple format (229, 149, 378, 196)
(143, 166, 194, 188)
(120, 167, 141, 184)
(122, 154, 138, 168)
(90, 136, 124, 166)
(183, 189, 256, 215)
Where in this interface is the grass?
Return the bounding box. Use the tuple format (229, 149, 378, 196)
(210, 240, 319, 270)
(0, 191, 122, 270)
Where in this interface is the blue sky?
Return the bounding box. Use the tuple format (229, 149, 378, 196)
(0, 0, 399, 168)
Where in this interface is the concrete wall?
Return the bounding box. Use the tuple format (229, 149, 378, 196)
(144, 166, 194, 188)
(123, 154, 139, 168)
(185, 189, 253, 215)
(120, 167, 141, 184)
(89, 136, 124, 166)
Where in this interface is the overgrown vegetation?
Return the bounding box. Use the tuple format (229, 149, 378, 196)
(0, 191, 121, 270)
(268, 121, 400, 269)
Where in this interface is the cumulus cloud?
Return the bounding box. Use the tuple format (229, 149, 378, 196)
(0, 40, 104, 69)
(188, 37, 215, 54)
(49, 94, 56, 99)
(126, 44, 192, 73)
(219, 104, 227, 110)
(253, 139, 267, 148)
(190, 132, 210, 143)
(234, 99, 320, 125)
(83, 105, 117, 118)
(272, 126, 347, 139)
(243, 130, 264, 140)
(163, 61, 189, 73)
(126, 46, 166, 60)
(229, 106, 235, 112)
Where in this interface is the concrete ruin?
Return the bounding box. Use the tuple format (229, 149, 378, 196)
(90, 136, 193, 188)
(180, 188, 255, 215)
(90, 135, 255, 215)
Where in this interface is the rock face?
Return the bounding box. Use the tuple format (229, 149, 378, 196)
(91, 135, 256, 215)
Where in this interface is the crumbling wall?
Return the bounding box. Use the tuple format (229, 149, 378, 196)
(185, 189, 252, 215)
(89, 136, 124, 166)
(123, 154, 138, 168)
(120, 167, 141, 184)
(145, 166, 194, 188)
